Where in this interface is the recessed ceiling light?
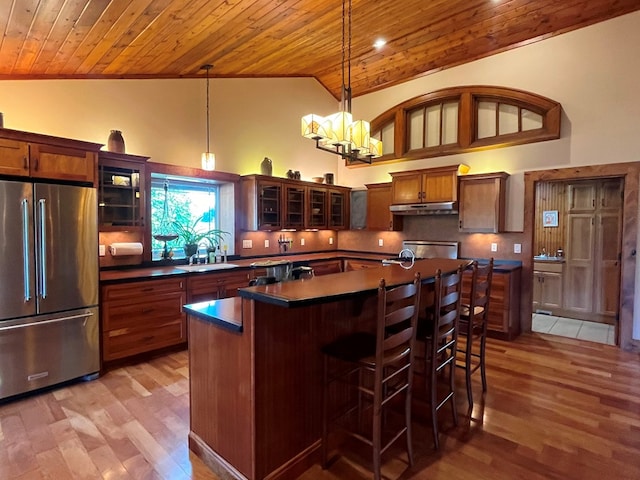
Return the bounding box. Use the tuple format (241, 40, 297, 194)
(373, 38, 386, 49)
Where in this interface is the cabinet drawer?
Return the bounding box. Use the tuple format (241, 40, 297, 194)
(103, 293, 185, 331)
(102, 277, 185, 301)
(103, 319, 186, 361)
(533, 261, 563, 273)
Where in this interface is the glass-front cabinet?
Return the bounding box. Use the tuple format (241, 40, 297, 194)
(98, 151, 148, 230)
(307, 187, 327, 229)
(258, 180, 282, 230)
(284, 184, 305, 229)
(328, 189, 348, 229)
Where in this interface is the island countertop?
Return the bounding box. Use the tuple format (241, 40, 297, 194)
(238, 257, 470, 308)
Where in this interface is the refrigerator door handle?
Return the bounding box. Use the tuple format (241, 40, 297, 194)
(0, 311, 94, 332)
(38, 198, 47, 299)
(21, 198, 32, 302)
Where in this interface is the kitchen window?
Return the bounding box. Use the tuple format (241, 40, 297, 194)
(150, 175, 222, 260)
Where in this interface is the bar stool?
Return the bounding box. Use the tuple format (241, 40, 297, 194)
(415, 267, 462, 450)
(321, 273, 421, 480)
(456, 259, 493, 410)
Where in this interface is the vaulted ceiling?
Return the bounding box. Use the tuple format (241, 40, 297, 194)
(1, 0, 638, 99)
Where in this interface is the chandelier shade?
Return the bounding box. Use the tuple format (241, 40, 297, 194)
(299, 0, 381, 164)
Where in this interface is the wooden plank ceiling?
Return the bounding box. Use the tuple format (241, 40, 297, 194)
(0, 0, 638, 99)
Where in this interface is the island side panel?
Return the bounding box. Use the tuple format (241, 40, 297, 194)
(189, 308, 255, 480)
(253, 293, 378, 480)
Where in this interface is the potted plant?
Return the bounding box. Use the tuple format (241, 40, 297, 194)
(172, 215, 229, 258)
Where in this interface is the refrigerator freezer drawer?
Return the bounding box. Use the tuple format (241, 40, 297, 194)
(0, 307, 99, 400)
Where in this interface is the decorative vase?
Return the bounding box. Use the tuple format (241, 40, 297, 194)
(108, 130, 126, 153)
(260, 157, 273, 176)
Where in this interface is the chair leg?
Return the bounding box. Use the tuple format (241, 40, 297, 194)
(449, 357, 458, 427)
(480, 330, 488, 393)
(405, 381, 414, 467)
(465, 345, 474, 410)
(428, 355, 440, 450)
(321, 355, 329, 469)
(373, 383, 382, 480)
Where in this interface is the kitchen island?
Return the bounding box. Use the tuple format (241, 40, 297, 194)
(184, 258, 469, 480)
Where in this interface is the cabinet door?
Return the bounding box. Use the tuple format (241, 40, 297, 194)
(391, 174, 422, 204)
(541, 272, 563, 310)
(307, 187, 327, 228)
(30, 143, 96, 184)
(422, 170, 457, 203)
(328, 189, 348, 229)
(343, 259, 380, 271)
(458, 173, 507, 233)
(308, 259, 342, 276)
(532, 273, 543, 310)
(284, 184, 305, 229)
(258, 181, 282, 230)
(366, 183, 403, 231)
(595, 210, 621, 316)
(98, 158, 145, 229)
(0, 138, 29, 177)
(567, 182, 597, 212)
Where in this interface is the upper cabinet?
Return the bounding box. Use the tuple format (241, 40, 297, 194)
(0, 128, 101, 185)
(390, 164, 466, 204)
(458, 172, 509, 233)
(241, 175, 350, 231)
(98, 151, 149, 230)
(365, 183, 402, 231)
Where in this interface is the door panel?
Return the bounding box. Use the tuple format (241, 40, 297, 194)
(0, 180, 36, 320)
(35, 184, 98, 314)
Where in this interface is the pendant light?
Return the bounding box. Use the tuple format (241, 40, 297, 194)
(300, 0, 382, 164)
(201, 64, 216, 171)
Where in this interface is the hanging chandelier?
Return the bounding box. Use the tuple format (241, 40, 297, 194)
(301, 0, 382, 164)
(201, 64, 216, 171)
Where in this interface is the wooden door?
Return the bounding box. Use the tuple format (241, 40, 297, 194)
(422, 170, 457, 203)
(564, 213, 595, 313)
(391, 174, 422, 204)
(458, 173, 507, 233)
(541, 272, 563, 310)
(567, 182, 596, 212)
(0, 138, 29, 177)
(366, 183, 402, 231)
(30, 143, 96, 184)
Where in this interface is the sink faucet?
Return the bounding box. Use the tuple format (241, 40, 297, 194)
(189, 253, 200, 265)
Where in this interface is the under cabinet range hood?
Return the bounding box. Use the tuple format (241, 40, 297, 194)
(389, 201, 458, 215)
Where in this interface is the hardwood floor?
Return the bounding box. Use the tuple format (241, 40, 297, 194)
(1, 333, 639, 479)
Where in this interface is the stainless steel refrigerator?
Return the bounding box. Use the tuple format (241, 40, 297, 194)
(0, 179, 99, 401)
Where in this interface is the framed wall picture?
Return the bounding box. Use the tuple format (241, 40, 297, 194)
(543, 210, 558, 227)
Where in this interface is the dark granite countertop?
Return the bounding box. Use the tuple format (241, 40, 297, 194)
(183, 297, 243, 333)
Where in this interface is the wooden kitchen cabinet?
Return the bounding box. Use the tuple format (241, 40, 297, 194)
(98, 151, 148, 230)
(458, 172, 509, 233)
(343, 258, 381, 271)
(187, 270, 253, 303)
(533, 261, 563, 313)
(308, 259, 342, 276)
(242, 175, 350, 231)
(101, 277, 187, 362)
(0, 129, 101, 184)
(365, 182, 403, 231)
(390, 164, 464, 205)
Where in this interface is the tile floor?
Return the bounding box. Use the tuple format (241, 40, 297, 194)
(532, 313, 615, 345)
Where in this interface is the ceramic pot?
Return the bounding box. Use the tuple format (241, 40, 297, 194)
(108, 130, 126, 153)
(260, 157, 273, 176)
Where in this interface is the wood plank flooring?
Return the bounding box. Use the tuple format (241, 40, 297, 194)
(1, 332, 639, 479)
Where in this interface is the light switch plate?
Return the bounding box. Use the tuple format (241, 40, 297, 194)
(378, 238, 384, 247)
(329, 237, 334, 245)
(242, 239, 253, 249)
(490, 242, 498, 252)
(99, 245, 106, 256)
(264, 239, 269, 248)
(514, 243, 522, 254)
(300, 238, 305, 246)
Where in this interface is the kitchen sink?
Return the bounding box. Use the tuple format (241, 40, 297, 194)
(176, 263, 240, 272)
(533, 256, 563, 261)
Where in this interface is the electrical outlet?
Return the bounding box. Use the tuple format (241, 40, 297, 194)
(242, 239, 253, 249)
(329, 237, 334, 245)
(378, 238, 384, 247)
(514, 243, 521, 254)
(99, 245, 106, 256)
(490, 242, 498, 252)
(264, 239, 269, 248)
(300, 238, 305, 246)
